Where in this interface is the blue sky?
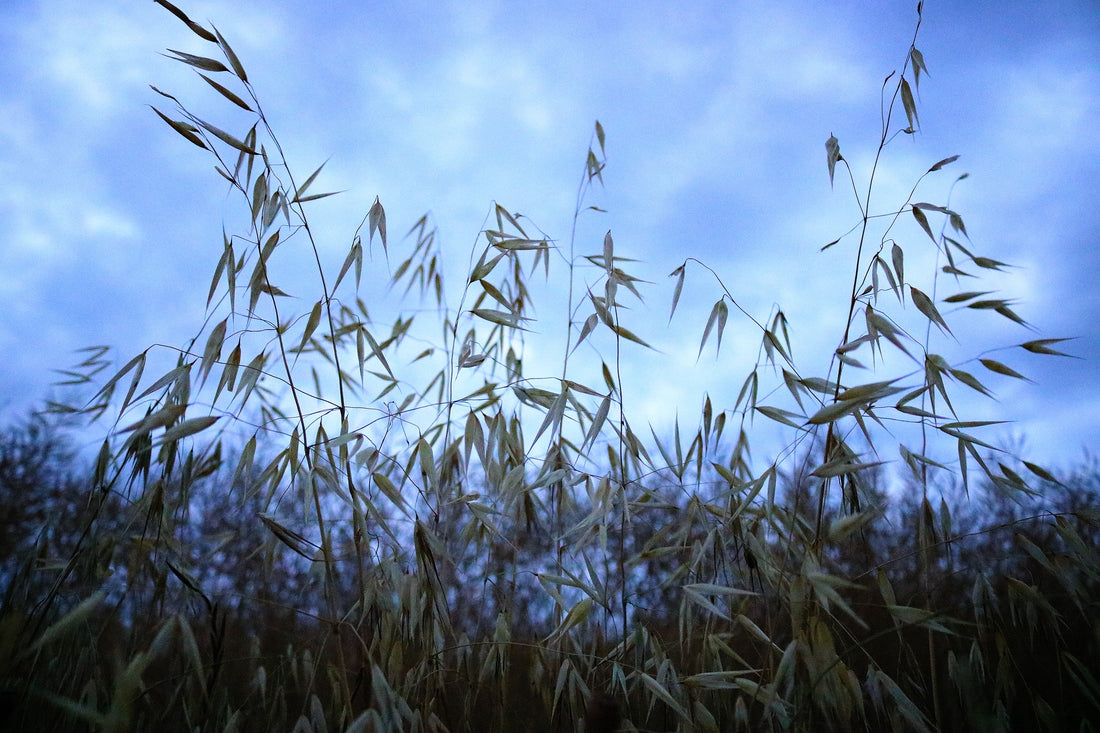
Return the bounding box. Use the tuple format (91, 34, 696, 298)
(1, 1, 1097, 471)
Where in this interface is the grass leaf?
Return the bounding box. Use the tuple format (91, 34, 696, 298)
(910, 286, 952, 335)
(166, 48, 229, 74)
(979, 357, 1030, 381)
(911, 205, 936, 243)
(154, 0, 217, 42)
(900, 77, 919, 130)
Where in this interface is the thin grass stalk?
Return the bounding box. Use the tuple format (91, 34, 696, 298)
(817, 11, 925, 544)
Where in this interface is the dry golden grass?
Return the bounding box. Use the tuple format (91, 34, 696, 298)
(2, 2, 1096, 731)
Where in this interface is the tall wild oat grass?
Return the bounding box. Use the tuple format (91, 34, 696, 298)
(2, 1, 1097, 731)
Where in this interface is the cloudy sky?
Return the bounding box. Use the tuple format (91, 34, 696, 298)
(1, 1, 1097, 472)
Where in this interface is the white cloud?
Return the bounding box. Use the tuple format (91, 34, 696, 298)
(8, 2, 150, 118)
(982, 61, 1098, 199)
